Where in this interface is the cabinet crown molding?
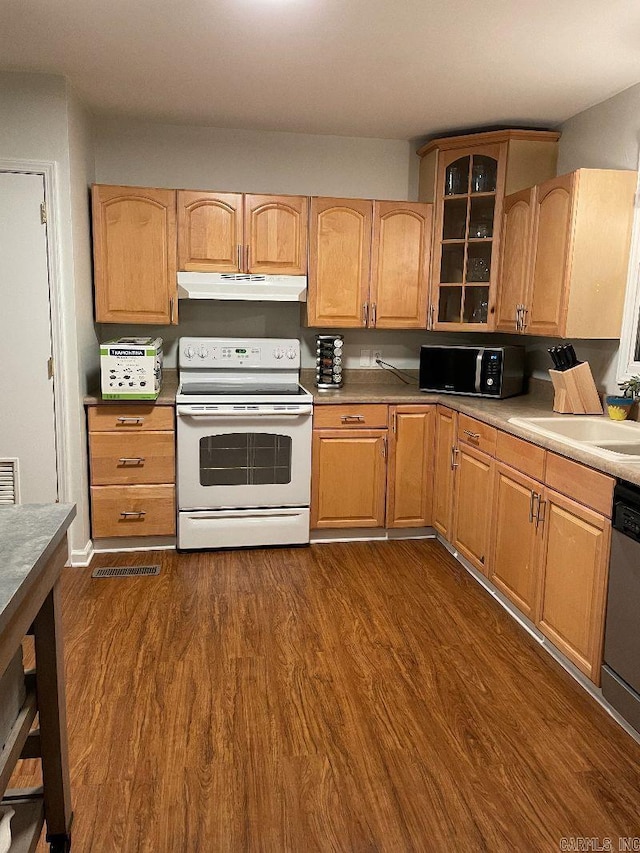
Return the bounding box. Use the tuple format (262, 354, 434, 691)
(417, 129, 561, 159)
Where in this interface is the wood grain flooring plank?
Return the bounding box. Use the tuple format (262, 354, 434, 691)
(9, 540, 640, 852)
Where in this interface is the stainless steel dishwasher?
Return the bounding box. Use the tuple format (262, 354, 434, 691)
(602, 480, 640, 733)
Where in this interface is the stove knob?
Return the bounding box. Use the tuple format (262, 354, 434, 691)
(184, 345, 195, 360)
(286, 348, 297, 360)
(273, 348, 284, 360)
(198, 345, 209, 359)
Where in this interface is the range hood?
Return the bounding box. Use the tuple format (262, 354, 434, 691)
(177, 272, 307, 302)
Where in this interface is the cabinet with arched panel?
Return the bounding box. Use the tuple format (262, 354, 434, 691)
(178, 191, 307, 276)
(306, 197, 432, 328)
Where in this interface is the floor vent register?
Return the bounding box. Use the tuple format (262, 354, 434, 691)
(92, 565, 161, 579)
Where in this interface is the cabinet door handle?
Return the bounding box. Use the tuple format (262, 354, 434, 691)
(245, 244, 250, 271)
(237, 243, 242, 270)
(529, 491, 538, 523)
(116, 417, 144, 425)
(429, 304, 435, 329)
(463, 429, 480, 440)
(515, 305, 521, 332)
(362, 302, 369, 326)
(118, 457, 145, 465)
(450, 446, 459, 470)
(371, 302, 377, 327)
(170, 296, 175, 324)
(120, 511, 146, 518)
(535, 497, 546, 529)
(341, 415, 365, 423)
(381, 436, 387, 458)
(391, 410, 397, 433)
(521, 305, 528, 332)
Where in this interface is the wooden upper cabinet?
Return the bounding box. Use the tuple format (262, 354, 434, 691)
(520, 168, 635, 339)
(92, 185, 177, 324)
(387, 405, 435, 528)
(495, 187, 534, 333)
(177, 191, 243, 272)
(244, 194, 307, 275)
(307, 197, 373, 327)
(527, 173, 574, 337)
(370, 201, 432, 328)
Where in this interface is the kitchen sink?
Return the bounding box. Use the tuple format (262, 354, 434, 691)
(508, 416, 640, 461)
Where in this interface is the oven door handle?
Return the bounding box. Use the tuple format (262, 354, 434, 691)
(177, 405, 313, 417)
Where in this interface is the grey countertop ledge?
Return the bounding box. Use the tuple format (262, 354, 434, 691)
(0, 503, 76, 635)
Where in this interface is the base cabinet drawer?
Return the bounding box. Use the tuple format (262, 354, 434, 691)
(88, 405, 174, 433)
(313, 404, 389, 429)
(91, 485, 176, 537)
(89, 432, 175, 485)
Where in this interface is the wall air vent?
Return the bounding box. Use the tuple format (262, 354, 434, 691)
(0, 459, 19, 504)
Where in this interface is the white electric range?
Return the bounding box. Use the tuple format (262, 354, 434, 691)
(176, 337, 313, 550)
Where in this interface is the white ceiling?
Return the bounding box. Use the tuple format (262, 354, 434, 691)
(2, 0, 640, 139)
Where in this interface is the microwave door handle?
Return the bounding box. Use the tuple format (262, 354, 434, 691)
(475, 350, 483, 394)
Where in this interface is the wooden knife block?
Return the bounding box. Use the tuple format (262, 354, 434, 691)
(549, 362, 602, 414)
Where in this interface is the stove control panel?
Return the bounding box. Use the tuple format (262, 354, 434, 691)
(179, 338, 301, 369)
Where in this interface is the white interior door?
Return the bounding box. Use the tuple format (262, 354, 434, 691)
(0, 171, 58, 503)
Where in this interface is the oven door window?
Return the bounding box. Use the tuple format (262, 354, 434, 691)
(199, 433, 292, 486)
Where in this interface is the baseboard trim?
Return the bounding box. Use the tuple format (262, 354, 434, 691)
(436, 535, 640, 745)
(70, 540, 94, 567)
(311, 526, 435, 544)
(92, 536, 177, 554)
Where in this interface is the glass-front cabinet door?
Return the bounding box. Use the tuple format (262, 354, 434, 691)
(431, 144, 505, 330)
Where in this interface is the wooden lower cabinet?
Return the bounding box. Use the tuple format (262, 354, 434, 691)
(490, 463, 542, 619)
(536, 488, 611, 683)
(87, 404, 176, 538)
(432, 407, 457, 538)
(387, 406, 435, 528)
(451, 442, 494, 575)
(311, 430, 387, 528)
(91, 485, 176, 538)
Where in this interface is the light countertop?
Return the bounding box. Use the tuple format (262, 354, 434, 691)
(0, 503, 76, 635)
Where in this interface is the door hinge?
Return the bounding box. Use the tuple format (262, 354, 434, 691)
(47, 356, 54, 379)
(40, 202, 47, 225)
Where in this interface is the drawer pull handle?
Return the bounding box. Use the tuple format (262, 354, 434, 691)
(463, 430, 480, 440)
(120, 511, 146, 518)
(341, 415, 365, 422)
(117, 417, 144, 425)
(118, 457, 145, 465)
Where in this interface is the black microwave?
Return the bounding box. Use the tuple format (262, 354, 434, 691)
(419, 345, 525, 398)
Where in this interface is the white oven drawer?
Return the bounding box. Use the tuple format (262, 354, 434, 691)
(178, 507, 310, 550)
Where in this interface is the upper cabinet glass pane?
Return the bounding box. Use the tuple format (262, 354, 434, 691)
(444, 157, 470, 196)
(470, 156, 497, 194)
(469, 196, 495, 238)
(443, 198, 467, 240)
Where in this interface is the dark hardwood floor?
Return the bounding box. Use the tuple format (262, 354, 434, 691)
(12, 539, 640, 851)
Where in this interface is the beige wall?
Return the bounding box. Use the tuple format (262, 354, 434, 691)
(92, 116, 415, 200)
(558, 82, 640, 173)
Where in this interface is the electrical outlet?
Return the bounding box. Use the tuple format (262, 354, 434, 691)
(373, 350, 382, 365)
(359, 348, 371, 367)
